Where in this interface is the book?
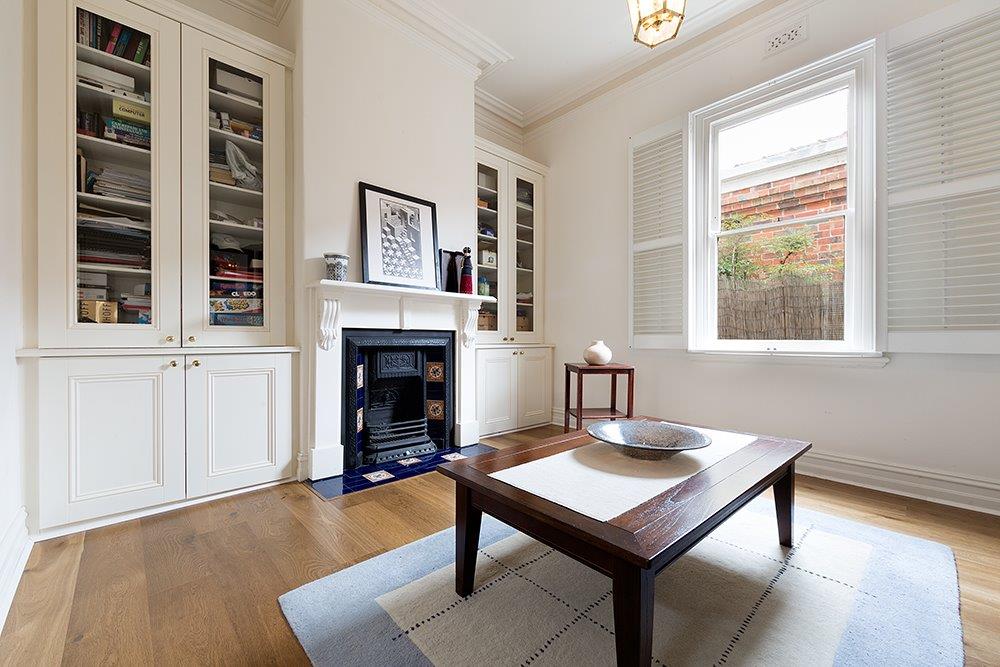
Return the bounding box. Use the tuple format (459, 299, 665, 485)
(78, 287, 108, 300)
(113, 28, 132, 57)
(104, 23, 122, 54)
(133, 36, 149, 64)
(112, 99, 149, 125)
(78, 271, 109, 287)
(77, 60, 134, 91)
(77, 8, 86, 45)
(123, 33, 141, 61)
(96, 17, 105, 51)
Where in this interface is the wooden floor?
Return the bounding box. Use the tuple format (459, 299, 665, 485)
(2, 425, 998, 666)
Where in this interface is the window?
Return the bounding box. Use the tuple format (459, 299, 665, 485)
(688, 43, 876, 354)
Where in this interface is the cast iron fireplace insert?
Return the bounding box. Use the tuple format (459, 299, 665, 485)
(342, 329, 454, 468)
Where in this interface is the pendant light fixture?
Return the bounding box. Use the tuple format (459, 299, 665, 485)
(627, 0, 687, 48)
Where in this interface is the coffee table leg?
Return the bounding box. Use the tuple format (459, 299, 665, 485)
(455, 483, 482, 596)
(774, 463, 795, 548)
(612, 562, 654, 666)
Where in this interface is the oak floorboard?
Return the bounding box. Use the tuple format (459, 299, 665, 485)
(0, 533, 83, 666)
(61, 520, 155, 665)
(0, 425, 997, 664)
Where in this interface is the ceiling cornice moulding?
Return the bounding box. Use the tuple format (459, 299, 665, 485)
(474, 89, 526, 127)
(348, 0, 513, 78)
(517, 0, 766, 127)
(217, 0, 291, 26)
(523, 0, 823, 141)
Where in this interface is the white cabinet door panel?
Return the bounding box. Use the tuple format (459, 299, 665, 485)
(476, 348, 518, 436)
(517, 348, 552, 428)
(38, 356, 186, 528)
(185, 353, 292, 497)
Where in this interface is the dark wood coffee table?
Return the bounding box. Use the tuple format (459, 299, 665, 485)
(437, 417, 811, 666)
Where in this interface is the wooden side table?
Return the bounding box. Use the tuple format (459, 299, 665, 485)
(563, 363, 635, 433)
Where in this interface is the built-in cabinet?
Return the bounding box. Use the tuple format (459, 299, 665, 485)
(35, 352, 292, 529)
(28, 0, 295, 532)
(475, 141, 545, 345)
(476, 346, 553, 437)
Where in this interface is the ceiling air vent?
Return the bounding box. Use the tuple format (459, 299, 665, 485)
(765, 18, 808, 56)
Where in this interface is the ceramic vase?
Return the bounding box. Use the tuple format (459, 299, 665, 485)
(583, 340, 613, 365)
(324, 253, 349, 281)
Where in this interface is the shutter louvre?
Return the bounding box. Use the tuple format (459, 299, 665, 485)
(886, 10, 1000, 345)
(630, 130, 684, 345)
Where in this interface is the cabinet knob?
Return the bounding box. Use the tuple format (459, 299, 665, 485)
(188, 335, 197, 343)
(169, 360, 178, 367)
(165, 335, 175, 343)
(512, 351, 518, 355)
(520, 351, 525, 355)
(191, 359, 201, 367)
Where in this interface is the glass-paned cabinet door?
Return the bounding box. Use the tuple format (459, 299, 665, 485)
(476, 150, 508, 343)
(181, 26, 286, 347)
(38, 0, 181, 347)
(508, 164, 544, 343)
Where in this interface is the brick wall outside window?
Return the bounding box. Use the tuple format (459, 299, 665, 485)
(721, 163, 846, 271)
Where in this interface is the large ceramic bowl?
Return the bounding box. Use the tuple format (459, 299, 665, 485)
(586, 420, 711, 460)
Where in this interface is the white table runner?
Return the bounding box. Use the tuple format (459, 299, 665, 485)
(489, 426, 756, 521)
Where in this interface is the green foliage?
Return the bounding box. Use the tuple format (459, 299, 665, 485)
(717, 214, 761, 281)
(717, 216, 839, 285)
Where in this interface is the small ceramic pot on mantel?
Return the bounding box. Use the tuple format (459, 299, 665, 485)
(583, 340, 613, 366)
(324, 253, 349, 281)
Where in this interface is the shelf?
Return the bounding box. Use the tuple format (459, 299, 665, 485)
(516, 201, 534, 211)
(77, 262, 150, 275)
(209, 218, 264, 240)
(76, 42, 150, 79)
(516, 302, 535, 307)
(516, 238, 533, 246)
(477, 264, 498, 271)
(77, 191, 152, 216)
(516, 223, 534, 231)
(209, 88, 263, 121)
(477, 234, 498, 242)
(78, 215, 150, 233)
(209, 126, 263, 153)
(210, 274, 264, 284)
(210, 181, 264, 208)
(76, 81, 149, 112)
(77, 133, 150, 169)
(477, 184, 498, 197)
(477, 206, 497, 216)
(517, 267, 533, 273)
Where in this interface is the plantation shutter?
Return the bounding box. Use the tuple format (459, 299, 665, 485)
(629, 126, 685, 349)
(885, 7, 1000, 353)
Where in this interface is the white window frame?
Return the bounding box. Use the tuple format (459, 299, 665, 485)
(688, 41, 877, 356)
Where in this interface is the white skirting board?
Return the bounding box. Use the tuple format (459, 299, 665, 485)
(549, 409, 1000, 517)
(0, 507, 32, 632)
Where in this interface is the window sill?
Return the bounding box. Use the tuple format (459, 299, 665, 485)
(685, 350, 890, 368)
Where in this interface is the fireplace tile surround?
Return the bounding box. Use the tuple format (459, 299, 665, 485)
(304, 280, 495, 481)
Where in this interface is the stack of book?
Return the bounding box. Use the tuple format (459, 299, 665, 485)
(209, 149, 236, 186)
(78, 271, 109, 301)
(77, 60, 144, 102)
(77, 8, 151, 66)
(103, 116, 150, 149)
(209, 109, 263, 142)
(120, 292, 151, 323)
(88, 167, 151, 202)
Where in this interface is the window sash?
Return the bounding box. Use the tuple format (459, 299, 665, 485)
(688, 42, 876, 355)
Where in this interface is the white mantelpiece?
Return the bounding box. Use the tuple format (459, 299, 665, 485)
(303, 280, 495, 480)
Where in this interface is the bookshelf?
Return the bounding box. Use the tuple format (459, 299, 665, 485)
(474, 145, 545, 344)
(72, 7, 157, 328)
(181, 25, 286, 346)
(32, 0, 295, 532)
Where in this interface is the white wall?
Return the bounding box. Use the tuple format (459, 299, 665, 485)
(1, 0, 32, 629)
(525, 0, 1000, 506)
(295, 0, 475, 285)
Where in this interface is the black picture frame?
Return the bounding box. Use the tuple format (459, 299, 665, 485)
(358, 182, 441, 290)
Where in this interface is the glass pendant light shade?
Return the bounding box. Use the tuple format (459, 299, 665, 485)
(627, 0, 687, 48)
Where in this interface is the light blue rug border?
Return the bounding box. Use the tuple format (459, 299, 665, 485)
(278, 499, 963, 666)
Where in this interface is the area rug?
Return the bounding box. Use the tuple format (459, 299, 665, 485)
(278, 498, 963, 666)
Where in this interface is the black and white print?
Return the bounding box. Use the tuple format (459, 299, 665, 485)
(379, 198, 423, 279)
(359, 182, 441, 290)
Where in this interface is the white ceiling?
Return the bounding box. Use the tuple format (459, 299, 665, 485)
(433, 0, 767, 123)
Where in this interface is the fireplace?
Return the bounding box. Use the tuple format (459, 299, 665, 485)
(342, 329, 454, 469)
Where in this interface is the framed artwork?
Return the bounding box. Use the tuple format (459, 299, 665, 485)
(359, 182, 441, 290)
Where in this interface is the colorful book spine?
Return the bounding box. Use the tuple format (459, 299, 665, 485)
(105, 118, 151, 140)
(104, 23, 122, 54)
(112, 99, 150, 125)
(133, 36, 149, 64)
(113, 28, 132, 57)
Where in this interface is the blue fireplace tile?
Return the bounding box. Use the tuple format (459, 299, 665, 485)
(307, 443, 497, 500)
